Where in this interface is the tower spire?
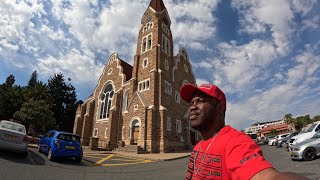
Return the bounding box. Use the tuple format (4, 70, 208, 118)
(149, 0, 166, 12)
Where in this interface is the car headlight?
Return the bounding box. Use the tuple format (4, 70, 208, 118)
(293, 148, 300, 151)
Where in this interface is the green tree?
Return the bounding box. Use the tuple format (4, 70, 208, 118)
(0, 75, 24, 120)
(27, 70, 38, 88)
(48, 73, 77, 132)
(5, 74, 15, 87)
(24, 81, 52, 102)
(269, 129, 278, 136)
(284, 113, 294, 125)
(14, 100, 56, 135)
(312, 115, 320, 122)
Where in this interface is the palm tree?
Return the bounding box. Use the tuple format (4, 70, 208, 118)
(24, 81, 52, 103)
(284, 113, 294, 124)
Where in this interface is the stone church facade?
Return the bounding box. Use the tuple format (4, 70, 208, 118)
(73, 0, 198, 153)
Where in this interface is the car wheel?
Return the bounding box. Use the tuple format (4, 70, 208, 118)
(47, 148, 54, 161)
(302, 147, 316, 161)
(283, 143, 288, 148)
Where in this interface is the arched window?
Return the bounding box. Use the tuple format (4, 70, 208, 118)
(99, 84, 114, 119)
(147, 35, 152, 49)
(142, 38, 146, 52)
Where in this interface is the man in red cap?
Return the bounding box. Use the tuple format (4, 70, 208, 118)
(180, 84, 308, 180)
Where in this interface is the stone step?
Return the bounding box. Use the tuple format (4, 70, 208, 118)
(114, 145, 150, 154)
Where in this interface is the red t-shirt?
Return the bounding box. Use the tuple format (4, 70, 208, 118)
(186, 126, 273, 180)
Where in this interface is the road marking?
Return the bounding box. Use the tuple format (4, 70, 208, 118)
(83, 155, 106, 158)
(110, 158, 146, 162)
(95, 154, 114, 165)
(114, 154, 151, 161)
(83, 153, 110, 156)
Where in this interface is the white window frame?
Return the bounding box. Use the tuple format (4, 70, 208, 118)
(141, 33, 152, 53)
(108, 68, 113, 75)
(162, 34, 170, 55)
(165, 59, 169, 70)
(138, 79, 150, 92)
(164, 81, 172, 95)
(93, 128, 99, 138)
(175, 91, 180, 103)
(143, 58, 148, 68)
(176, 120, 182, 133)
(162, 23, 169, 34)
(166, 117, 171, 131)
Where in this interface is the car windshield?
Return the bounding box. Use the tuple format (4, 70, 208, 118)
(248, 134, 257, 139)
(306, 124, 317, 132)
(57, 134, 80, 142)
(0, 121, 26, 134)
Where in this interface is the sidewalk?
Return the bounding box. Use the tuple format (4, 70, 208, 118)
(28, 144, 191, 161)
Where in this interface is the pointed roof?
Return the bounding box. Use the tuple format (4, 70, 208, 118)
(149, 0, 166, 12)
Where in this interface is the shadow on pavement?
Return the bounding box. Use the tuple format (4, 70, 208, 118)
(52, 157, 87, 166)
(0, 149, 45, 165)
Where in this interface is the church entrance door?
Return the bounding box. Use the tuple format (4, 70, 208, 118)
(131, 119, 140, 145)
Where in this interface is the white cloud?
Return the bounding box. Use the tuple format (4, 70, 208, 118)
(37, 48, 103, 84)
(196, 78, 209, 86)
(232, 0, 294, 55)
(226, 43, 320, 129)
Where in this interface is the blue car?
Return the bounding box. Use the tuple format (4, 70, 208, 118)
(38, 130, 83, 161)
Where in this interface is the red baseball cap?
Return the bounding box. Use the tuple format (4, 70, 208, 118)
(180, 84, 226, 105)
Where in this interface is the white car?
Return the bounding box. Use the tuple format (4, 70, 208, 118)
(268, 135, 279, 146)
(0, 120, 28, 155)
(289, 121, 320, 148)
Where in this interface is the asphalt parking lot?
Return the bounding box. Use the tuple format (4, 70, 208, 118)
(261, 144, 320, 179)
(0, 145, 319, 180)
(83, 152, 154, 166)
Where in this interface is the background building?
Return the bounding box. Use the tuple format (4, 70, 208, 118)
(244, 119, 285, 134)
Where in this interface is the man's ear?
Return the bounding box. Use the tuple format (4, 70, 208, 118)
(218, 102, 226, 114)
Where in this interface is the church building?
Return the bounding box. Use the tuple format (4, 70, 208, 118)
(73, 0, 198, 153)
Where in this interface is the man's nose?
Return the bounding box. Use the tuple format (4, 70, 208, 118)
(189, 102, 197, 110)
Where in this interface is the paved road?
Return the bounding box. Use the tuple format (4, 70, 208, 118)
(0, 145, 319, 180)
(261, 144, 320, 179)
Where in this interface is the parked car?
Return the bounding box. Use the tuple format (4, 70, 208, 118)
(289, 121, 320, 147)
(265, 136, 275, 145)
(38, 130, 83, 161)
(274, 133, 290, 146)
(276, 131, 300, 148)
(269, 135, 280, 146)
(0, 120, 28, 156)
(289, 131, 320, 161)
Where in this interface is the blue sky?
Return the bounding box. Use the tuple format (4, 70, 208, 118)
(1, 0, 320, 130)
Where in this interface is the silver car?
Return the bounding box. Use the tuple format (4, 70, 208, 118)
(289, 131, 320, 161)
(0, 120, 28, 155)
